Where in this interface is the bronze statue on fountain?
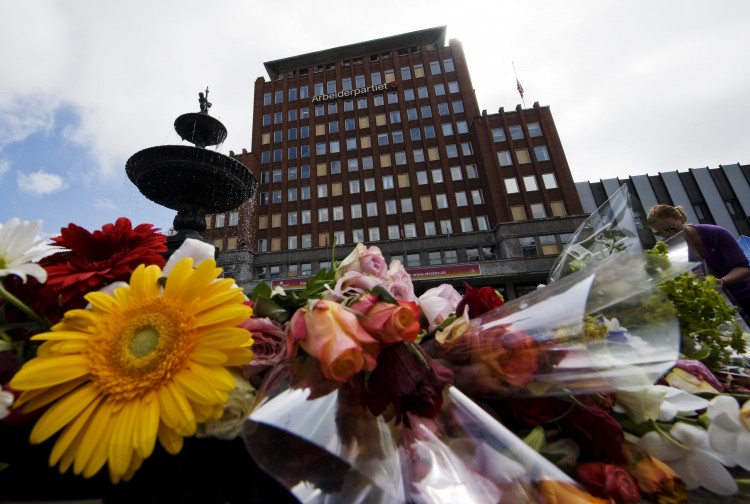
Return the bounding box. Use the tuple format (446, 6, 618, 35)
(126, 88, 256, 257)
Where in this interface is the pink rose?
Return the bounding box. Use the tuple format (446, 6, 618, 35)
(238, 316, 287, 377)
(336, 243, 388, 280)
(288, 300, 380, 382)
(350, 294, 421, 344)
(419, 284, 462, 331)
(331, 270, 384, 298)
(386, 259, 417, 302)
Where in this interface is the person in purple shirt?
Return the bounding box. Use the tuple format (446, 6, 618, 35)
(648, 204, 750, 321)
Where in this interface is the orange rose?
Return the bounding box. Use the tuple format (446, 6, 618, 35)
(622, 443, 688, 503)
(537, 480, 610, 503)
(475, 325, 539, 388)
(350, 293, 421, 344)
(289, 300, 379, 382)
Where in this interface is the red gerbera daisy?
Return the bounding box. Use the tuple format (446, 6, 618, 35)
(41, 217, 167, 311)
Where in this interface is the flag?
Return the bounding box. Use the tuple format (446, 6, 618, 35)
(516, 78, 524, 99)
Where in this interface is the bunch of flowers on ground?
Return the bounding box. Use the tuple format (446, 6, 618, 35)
(0, 218, 256, 483)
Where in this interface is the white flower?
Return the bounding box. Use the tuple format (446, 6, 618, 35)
(197, 370, 256, 440)
(0, 390, 13, 420)
(161, 238, 215, 276)
(706, 395, 750, 471)
(0, 218, 52, 283)
(638, 422, 737, 495)
(615, 385, 709, 424)
(419, 284, 462, 331)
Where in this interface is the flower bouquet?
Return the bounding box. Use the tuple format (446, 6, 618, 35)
(0, 218, 294, 502)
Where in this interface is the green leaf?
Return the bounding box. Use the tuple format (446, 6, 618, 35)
(252, 296, 293, 323)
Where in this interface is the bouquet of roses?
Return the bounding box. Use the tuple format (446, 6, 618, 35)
(241, 243, 694, 503)
(0, 218, 256, 484)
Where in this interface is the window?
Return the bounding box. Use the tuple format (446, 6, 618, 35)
(288, 109, 297, 121)
(348, 158, 359, 172)
(452, 100, 464, 113)
(438, 103, 449, 116)
(445, 250, 457, 265)
(390, 110, 401, 123)
(355, 75, 365, 88)
(366, 202, 378, 216)
(262, 114, 271, 126)
(477, 215, 490, 231)
(329, 140, 340, 154)
(434, 83, 445, 96)
(520, 237, 537, 257)
(450, 166, 463, 180)
(301, 210, 311, 224)
(460, 217, 473, 232)
(263, 93, 272, 106)
(329, 121, 339, 134)
(514, 149, 529, 164)
(528, 122, 542, 137)
(345, 118, 356, 131)
(377, 132, 389, 146)
(414, 149, 425, 163)
(301, 186, 311, 200)
(446, 144, 458, 158)
(540, 235, 559, 255)
(417, 86, 428, 99)
(349, 179, 360, 193)
(429, 251, 441, 265)
(523, 175, 538, 191)
(352, 229, 364, 242)
(329, 160, 341, 174)
(333, 206, 344, 221)
(314, 83, 324, 96)
(448, 81, 459, 93)
(342, 77, 352, 90)
(395, 151, 407, 165)
(383, 175, 394, 189)
(456, 120, 469, 134)
(406, 253, 420, 267)
(542, 173, 558, 189)
(288, 187, 297, 201)
(362, 156, 373, 169)
(424, 125, 436, 139)
(509, 125, 524, 140)
(392, 130, 404, 144)
(511, 205, 527, 221)
(404, 88, 415, 101)
(410, 127, 421, 141)
(466, 164, 479, 178)
(371, 72, 382, 85)
(385, 200, 397, 215)
(471, 189, 484, 205)
(259, 192, 269, 205)
(368, 227, 380, 241)
(442, 123, 454, 136)
(316, 143, 326, 155)
(550, 201, 567, 217)
(505, 178, 519, 194)
(358, 97, 368, 109)
(401, 66, 411, 80)
(455, 191, 468, 206)
(302, 234, 311, 248)
(424, 221, 436, 235)
(300, 107, 309, 119)
(317, 184, 328, 198)
(318, 208, 329, 222)
(271, 214, 281, 227)
(416, 171, 428, 185)
(432, 169, 444, 183)
(414, 64, 424, 78)
(373, 94, 384, 106)
(351, 203, 362, 218)
(315, 104, 324, 117)
(327, 102, 337, 114)
(288, 236, 298, 249)
(388, 225, 400, 240)
(272, 190, 282, 204)
(300, 86, 309, 99)
(301, 126, 310, 138)
(364, 178, 376, 191)
(436, 194, 448, 209)
(215, 214, 225, 227)
(440, 219, 453, 234)
(530, 203, 546, 219)
(420, 195, 432, 210)
(257, 239, 268, 252)
(401, 198, 413, 212)
(343, 99, 353, 112)
(387, 92, 398, 104)
(534, 145, 550, 162)
(288, 127, 297, 140)
(288, 146, 297, 160)
(420, 105, 432, 119)
(301, 165, 310, 178)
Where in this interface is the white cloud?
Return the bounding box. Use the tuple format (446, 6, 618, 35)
(17, 170, 68, 196)
(94, 197, 116, 210)
(0, 159, 9, 178)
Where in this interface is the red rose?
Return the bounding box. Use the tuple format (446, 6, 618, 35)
(563, 396, 624, 463)
(456, 283, 504, 317)
(474, 325, 539, 389)
(576, 462, 641, 504)
(359, 343, 453, 425)
(350, 293, 421, 344)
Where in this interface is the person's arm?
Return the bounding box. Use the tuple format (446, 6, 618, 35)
(713, 227, 750, 288)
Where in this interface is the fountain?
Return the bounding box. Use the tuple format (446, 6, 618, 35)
(126, 88, 257, 256)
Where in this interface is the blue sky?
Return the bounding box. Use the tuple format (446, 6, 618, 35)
(2, 0, 750, 238)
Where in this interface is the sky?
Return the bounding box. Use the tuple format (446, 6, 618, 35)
(1, 0, 749, 237)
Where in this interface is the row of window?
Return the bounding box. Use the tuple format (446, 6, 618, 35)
(256, 215, 491, 252)
(262, 163, 480, 186)
(207, 211, 239, 228)
(274, 42, 442, 80)
(491, 122, 542, 142)
(261, 81, 461, 126)
(505, 173, 558, 193)
(498, 145, 550, 165)
(262, 101, 466, 140)
(250, 233, 566, 280)
(264, 58, 456, 105)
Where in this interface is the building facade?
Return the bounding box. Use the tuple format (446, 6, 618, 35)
(204, 26, 585, 297)
(576, 163, 750, 248)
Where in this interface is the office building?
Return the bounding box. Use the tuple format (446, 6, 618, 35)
(205, 26, 586, 298)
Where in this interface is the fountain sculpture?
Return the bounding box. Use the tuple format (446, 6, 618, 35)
(126, 88, 257, 256)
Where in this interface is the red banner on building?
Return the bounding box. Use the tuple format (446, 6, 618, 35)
(406, 263, 481, 280)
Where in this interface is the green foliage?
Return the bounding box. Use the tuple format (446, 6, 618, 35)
(646, 241, 745, 367)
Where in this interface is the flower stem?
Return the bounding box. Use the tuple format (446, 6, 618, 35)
(0, 283, 48, 328)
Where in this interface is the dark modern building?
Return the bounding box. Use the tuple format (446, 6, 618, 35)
(205, 26, 586, 298)
(576, 163, 750, 248)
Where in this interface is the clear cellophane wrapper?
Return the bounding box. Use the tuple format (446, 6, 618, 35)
(432, 248, 697, 398)
(243, 362, 592, 503)
(548, 184, 642, 283)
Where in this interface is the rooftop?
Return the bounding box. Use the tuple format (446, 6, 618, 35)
(263, 26, 447, 79)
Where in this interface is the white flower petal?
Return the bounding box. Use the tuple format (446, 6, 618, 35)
(707, 395, 740, 420)
(669, 458, 699, 489)
(638, 431, 685, 462)
(688, 451, 738, 495)
(163, 238, 215, 276)
(709, 424, 740, 462)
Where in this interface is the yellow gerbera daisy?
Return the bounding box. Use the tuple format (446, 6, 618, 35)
(9, 257, 254, 483)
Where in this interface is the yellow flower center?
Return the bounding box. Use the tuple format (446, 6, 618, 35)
(88, 299, 194, 401)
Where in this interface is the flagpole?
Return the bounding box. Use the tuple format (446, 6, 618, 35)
(512, 62, 526, 108)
